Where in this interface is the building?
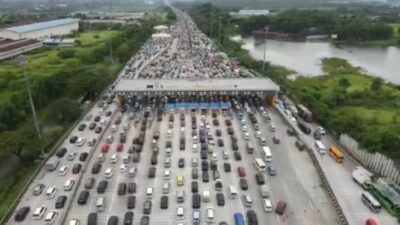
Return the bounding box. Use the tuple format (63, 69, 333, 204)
(0, 18, 80, 40)
(115, 78, 279, 108)
(230, 10, 270, 18)
(42, 38, 76, 47)
(154, 25, 169, 33)
(151, 33, 172, 39)
(0, 39, 42, 60)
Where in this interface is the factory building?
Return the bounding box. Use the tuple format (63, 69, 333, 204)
(0, 18, 80, 40)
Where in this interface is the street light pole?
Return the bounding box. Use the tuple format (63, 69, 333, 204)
(218, 16, 222, 45)
(18, 55, 46, 159)
(262, 26, 268, 71)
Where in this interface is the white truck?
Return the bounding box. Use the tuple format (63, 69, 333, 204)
(352, 166, 372, 190)
(259, 184, 271, 198)
(45, 157, 60, 172)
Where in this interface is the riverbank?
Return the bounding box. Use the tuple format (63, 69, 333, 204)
(188, 4, 400, 162)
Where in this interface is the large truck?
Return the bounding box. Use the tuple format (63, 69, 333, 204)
(45, 156, 60, 172)
(352, 166, 372, 190)
(297, 104, 313, 122)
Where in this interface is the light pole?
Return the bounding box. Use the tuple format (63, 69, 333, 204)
(262, 26, 268, 71)
(218, 16, 222, 45)
(18, 55, 46, 159)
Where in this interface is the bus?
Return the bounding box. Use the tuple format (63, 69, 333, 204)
(361, 192, 381, 213)
(329, 145, 344, 163)
(261, 146, 272, 162)
(253, 158, 267, 171)
(234, 213, 245, 225)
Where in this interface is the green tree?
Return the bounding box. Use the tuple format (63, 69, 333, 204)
(371, 77, 383, 91)
(58, 49, 76, 59)
(338, 78, 351, 89)
(45, 98, 81, 124)
(0, 130, 31, 160)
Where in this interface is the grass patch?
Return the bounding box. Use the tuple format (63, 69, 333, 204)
(0, 164, 38, 220)
(78, 31, 119, 46)
(336, 106, 399, 124)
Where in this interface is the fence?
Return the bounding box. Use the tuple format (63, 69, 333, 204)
(340, 134, 400, 185)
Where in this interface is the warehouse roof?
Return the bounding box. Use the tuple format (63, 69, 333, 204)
(115, 78, 279, 93)
(5, 18, 80, 34)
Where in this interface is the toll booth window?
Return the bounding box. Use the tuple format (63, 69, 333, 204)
(146, 85, 154, 89)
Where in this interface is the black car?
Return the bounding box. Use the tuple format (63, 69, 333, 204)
(151, 154, 158, 165)
(79, 152, 88, 162)
(69, 136, 78, 144)
(160, 196, 169, 209)
(240, 178, 248, 190)
(202, 171, 209, 183)
(148, 167, 156, 178)
(247, 210, 258, 225)
(55, 195, 67, 209)
(191, 181, 199, 193)
(234, 151, 242, 161)
(89, 123, 96, 130)
(72, 163, 82, 174)
(232, 142, 238, 151)
(124, 211, 134, 225)
(225, 119, 232, 126)
(223, 162, 231, 172)
(118, 182, 127, 196)
(255, 173, 265, 185)
(105, 111, 112, 117)
(132, 153, 140, 162)
(215, 129, 221, 136)
(94, 116, 101, 122)
(217, 139, 224, 147)
(216, 193, 225, 206)
(95, 126, 102, 134)
(192, 168, 199, 179)
(107, 216, 118, 225)
(127, 182, 136, 194)
(97, 180, 108, 194)
(143, 200, 152, 214)
(14, 207, 30, 222)
(211, 161, 218, 171)
(178, 158, 185, 168)
(87, 212, 97, 225)
(200, 150, 207, 160)
(78, 124, 86, 131)
(56, 147, 67, 158)
(192, 193, 201, 209)
(213, 119, 219, 126)
(92, 162, 102, 174)
(201, 160, 208, 171)
(127, 196, 136, 209)
(140, 216, 150, 225)
(84, 177, 95, 190)
(77, 190, 89, 205)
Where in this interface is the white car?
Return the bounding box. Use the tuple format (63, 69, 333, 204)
(223, 151, 229, 160)
(33, 206, 47, 220)
(76, 138, 86, 146)
(243, 132, 250, 140)
(111, 125, 118, 132)
(57, 165, 68, 176)
(105, 168, 113, 179)
(262, 198, 273, 212)
(88, 138, 97, 146)
(69, 219, 80, 225)
(120, 164, 127, 173)
(98, 153, 105, 162)
(106, 136, 114, 144)
(255, 131, 262, 138)
(44, 210, 58, 224)
(110, 154, 118, 163)
(67, 152, 77, 161)
(63, 179, 75, 191)
(317, 126, 326, 135)
(192, 144, 198, 152)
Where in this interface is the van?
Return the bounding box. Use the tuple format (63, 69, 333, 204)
(46, 187, 57, 199)
(96, 197, 105, 212)
(44, 210, 58, 224)
(229, 185, 238, 199)
(176, 206, 185, 220)
(177, 190, 185, 203)
(206, 207, 215, 223)
(275, 201, 287, 215)
(33, 206, 46, 220)
(146, 186, 154, 199)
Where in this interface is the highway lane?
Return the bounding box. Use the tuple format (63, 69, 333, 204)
(277, 104, 398, 225)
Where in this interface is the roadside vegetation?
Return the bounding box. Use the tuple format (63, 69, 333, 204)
(235, 9, 400, 46)
(187, 3, 400, 161)
(0, 8, 178, 220)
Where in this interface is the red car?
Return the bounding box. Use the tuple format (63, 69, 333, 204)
(237, 167, 246, 177)
(101, 144, 109, 153)
(117, 144, 123, 152)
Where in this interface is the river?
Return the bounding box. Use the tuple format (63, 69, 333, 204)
(231, 35, 400, 84)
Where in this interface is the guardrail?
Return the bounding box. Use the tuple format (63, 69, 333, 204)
(275, 106, 350, 225)
(0, 84, 115, 225)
